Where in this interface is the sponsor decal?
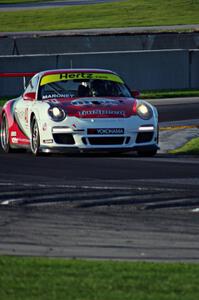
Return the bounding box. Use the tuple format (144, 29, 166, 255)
(42, 123, 47, 131)
(11, 137, 29, 145)
(43, 139, 53, 144)
(12, 137, 18, 144)
(42, 94, 70, 100)
(79, 110, 126, 117)
(11, 131, 17, 137)
(18, 111, 24, 119)
(40, 73, 124, 86)
(25, 108, 28, 124)
(88, 128, 124, 135)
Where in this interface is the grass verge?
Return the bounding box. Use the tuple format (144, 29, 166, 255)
(0, 97, 12, 107)
(0, 100, 5, 106)
(0, 0, 199, 32)
(140, 89, 199, 99)
(1, 256, 199, 300)
(170, 137, 199, 155)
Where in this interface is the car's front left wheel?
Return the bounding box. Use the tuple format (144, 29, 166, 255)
(30, 116, 40, 156)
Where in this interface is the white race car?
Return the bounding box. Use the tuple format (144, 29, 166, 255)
(0, 68, 159, 156)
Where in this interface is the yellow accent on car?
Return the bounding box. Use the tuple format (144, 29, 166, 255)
(40, 72, 124, 86)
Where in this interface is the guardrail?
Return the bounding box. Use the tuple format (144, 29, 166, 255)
(0, 49, 199, 96)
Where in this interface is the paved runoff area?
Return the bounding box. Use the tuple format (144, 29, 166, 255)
(159, 120, 199, 153)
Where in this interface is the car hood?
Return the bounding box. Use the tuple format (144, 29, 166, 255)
(46, 97, 136, 118)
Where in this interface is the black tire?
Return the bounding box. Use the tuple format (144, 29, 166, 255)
(0, 114, 12, 153)
(137, 148, 158, 157)
(30, 116, 40, 156)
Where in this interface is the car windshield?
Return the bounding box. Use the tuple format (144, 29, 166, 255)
(38, 72, 131, 99)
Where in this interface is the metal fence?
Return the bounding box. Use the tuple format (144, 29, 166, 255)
(0, 49, 199, 96)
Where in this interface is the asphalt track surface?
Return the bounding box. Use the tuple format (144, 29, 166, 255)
(1, 98, 199, 261)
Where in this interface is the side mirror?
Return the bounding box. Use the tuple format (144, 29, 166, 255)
(131, 90, 140, 98)
(23, 92, 36, 101)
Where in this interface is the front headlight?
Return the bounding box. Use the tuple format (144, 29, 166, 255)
(136, 103, 153, 120)
(48, 106, 66, 122)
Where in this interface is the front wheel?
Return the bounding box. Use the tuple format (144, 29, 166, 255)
(0, 114, 12, 153)
(30, 116, 40, 156)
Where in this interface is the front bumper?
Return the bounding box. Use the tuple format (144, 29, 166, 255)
(39, 116, 159, 153)
(40, 144, 159, 154)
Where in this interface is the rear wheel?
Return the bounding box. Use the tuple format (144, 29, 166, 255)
(0, 114, 12, 153)
(30, 116, 40, 156)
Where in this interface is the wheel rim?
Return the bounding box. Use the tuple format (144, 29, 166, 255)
(0, 115, 9, 151)
(31, 119, 40, 154)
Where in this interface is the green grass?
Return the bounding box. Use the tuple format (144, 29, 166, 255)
(170, 137, 199, 155)
(0, 100, 5, 106)
(1, 256, 199, 300)
(0, 0, 199, 32)
(0, 97, 13, 106)
(140, 89, 199, 99)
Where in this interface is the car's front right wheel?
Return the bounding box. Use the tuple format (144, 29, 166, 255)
(30, 116, 40, 156)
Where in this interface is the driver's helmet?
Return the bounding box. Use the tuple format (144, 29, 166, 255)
(91, 80, 106, 97)
(77, 84, 90, 97)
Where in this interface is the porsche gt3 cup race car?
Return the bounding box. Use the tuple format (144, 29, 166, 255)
(0, 69, 159, 156)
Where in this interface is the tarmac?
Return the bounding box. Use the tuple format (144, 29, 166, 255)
(159, 124, 199, 153)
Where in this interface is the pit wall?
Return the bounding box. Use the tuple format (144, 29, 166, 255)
(0, 49, 199, 96)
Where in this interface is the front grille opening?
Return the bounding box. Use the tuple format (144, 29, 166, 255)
(125, 136, 131, 144)
(88, 137, 125, 145)
(136, 132, 154, 144)
(53, 133, 75, 145)
(82, 137, 87, 145)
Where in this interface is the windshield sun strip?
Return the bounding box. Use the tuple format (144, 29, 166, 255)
(40, 73, 124, 86)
